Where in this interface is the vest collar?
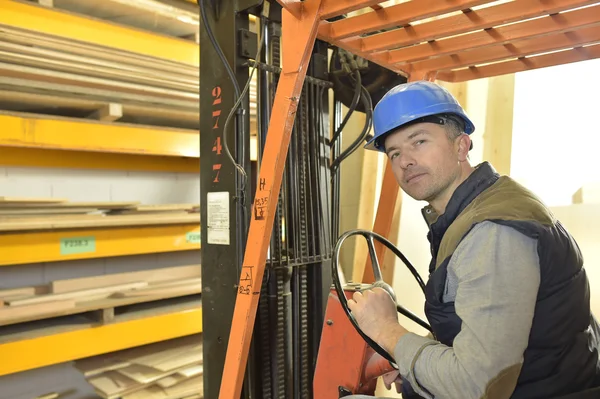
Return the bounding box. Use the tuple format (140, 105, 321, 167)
(421, 162, 500, 253)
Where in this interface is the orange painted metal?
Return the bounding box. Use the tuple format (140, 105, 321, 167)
(313, 287, 396, 397)
(313, 0, 600, 82)
(217, 1, 323, 398)
(320, 0, 384, 19)
(410, 24, 600, 74)
(319, 0, 495, 41)
(278, 0, 303, 18)
(388, 2, 600, 65)
(346, 0, 598, 54)
(439, 43, 600, 82)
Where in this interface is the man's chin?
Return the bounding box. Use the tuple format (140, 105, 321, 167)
(401, 187, 432, 203)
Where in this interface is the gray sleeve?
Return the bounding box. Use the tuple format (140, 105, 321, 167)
(394, 221, 541, 399)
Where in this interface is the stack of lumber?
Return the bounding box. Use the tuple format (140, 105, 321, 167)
(0, 264, 202, 327)
(74, 335, 203, 399)
(0, 197, 199, 231)
(0, 24, 198, 130)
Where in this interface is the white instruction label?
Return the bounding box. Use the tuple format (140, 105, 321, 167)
(207, 191, 230, 245)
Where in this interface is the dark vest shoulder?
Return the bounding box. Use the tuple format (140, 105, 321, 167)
(435, 176, 555, 269)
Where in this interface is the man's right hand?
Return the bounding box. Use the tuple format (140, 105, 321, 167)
(382, 370, 403, 393)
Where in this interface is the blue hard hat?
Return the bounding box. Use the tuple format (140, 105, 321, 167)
(364, 81, 475, 152)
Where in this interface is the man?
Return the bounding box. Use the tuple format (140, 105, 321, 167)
(346, 81, 600, 399)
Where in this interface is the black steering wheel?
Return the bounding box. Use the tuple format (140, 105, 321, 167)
(332, 229, 433, 365)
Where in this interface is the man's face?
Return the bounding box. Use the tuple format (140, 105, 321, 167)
(383, 122, 464, 203)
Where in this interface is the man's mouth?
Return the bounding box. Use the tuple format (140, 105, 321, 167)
(405, 173, 425, 184)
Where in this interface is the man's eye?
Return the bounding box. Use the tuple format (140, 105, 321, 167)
(390, 153, 399, 160)
(415, 140, 425, 146)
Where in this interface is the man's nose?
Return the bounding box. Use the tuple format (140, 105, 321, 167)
(399, 152, 416, 169)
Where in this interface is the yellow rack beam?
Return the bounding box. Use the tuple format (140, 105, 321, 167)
(0, 307, 202, 376)
(0, 224, 201, 266)
(0, 113, 199, 158)
(0, 0, 199, 67)
(0, 147, 200, 173)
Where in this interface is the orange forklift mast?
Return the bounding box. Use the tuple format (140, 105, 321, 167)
(198, 1, 600, 398)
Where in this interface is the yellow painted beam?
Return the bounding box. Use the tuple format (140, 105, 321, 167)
(0, 113, 199, 158)
(0, 0, 199, 67)
(0, 147, 200, 173)
(0, 224, 201, 266)
(0, 307, 202, 376)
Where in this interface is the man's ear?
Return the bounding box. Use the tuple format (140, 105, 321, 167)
(457, 134, 471, 161)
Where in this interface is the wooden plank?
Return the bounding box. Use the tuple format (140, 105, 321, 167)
(0, 26, 199, 76)
(0, 283, 201, 327)
(118, 364, 170, 384)
(482, 75, 515, 176)
(0, 77, 197, 110)
(0, 41, 198, 91)
(0, 208, 98, 215)
(179, 364, 203, 378)
(0, 300, 75, 322)
(121, 376, 203, 399)
(111, 280, 202, 299)
(87, 103, 123, 122)
(51, 265, 201, 293)
(0, 62, 196, 102)
(0, 89, 199, 126)
(109, 204, 200, 215)
(7, 282, 148, 306)
(0, 286, 49, 298)
(156, 374, 186, 389)
(35, 394, 59, 399)
(0, 197, 66, 204)
(0, 201, 138, 209)
(74, 357, 131, 378)
(0, 212, 199, 232)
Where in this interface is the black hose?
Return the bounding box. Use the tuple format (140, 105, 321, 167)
(330, 68, 362, 146)
(330, 85, 372, 172)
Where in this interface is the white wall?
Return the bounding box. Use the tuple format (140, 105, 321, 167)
(510, 57, 600, 315)
(0, 165, 200, 398)
(511, 58, 600, 207)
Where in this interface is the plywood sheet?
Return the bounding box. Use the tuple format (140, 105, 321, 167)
(0, 197, 67, 204)
(51, 265, 201, 293)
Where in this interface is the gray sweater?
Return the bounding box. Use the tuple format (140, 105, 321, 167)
(349, 220, 540, 399)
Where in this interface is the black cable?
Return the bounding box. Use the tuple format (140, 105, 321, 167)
(329, 67, 362, 146)
(198, 0, 265, 195)
(330, 85, 372, 172)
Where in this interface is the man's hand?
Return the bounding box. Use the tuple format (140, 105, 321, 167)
(347, 287, 408, 354)
(382, 370, 403, 393)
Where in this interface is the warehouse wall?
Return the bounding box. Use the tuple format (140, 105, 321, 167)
(0, 165, 200, 398)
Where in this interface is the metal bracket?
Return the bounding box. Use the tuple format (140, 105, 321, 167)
(238, 28, 258, 59)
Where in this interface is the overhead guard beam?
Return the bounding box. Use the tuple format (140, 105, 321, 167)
(345, 0, 599, 54)
(389, 2, 600, 64)
(319, 0, 496, 40)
